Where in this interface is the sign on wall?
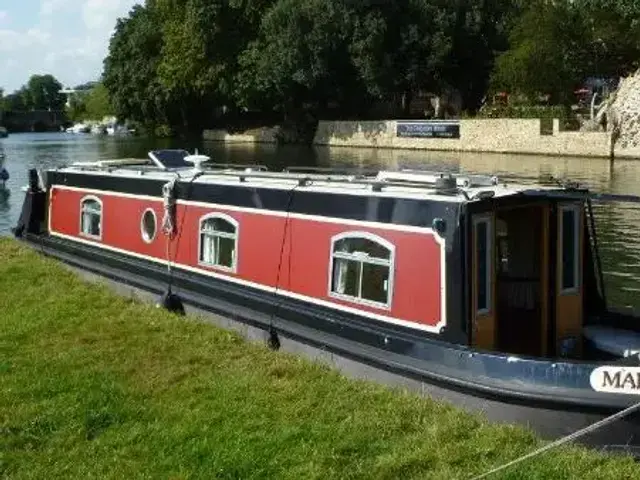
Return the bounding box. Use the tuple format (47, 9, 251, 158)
(396, 120, 460, 139)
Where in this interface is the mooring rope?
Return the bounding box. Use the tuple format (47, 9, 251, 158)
(470, 401, 640, 479)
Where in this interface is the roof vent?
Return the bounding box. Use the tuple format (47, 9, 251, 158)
(435, 174, 457, 194)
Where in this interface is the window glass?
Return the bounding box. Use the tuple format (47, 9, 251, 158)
(562, 208, 578, 290)
(476, 220, 490, 312)
(81, 198, 101, 238)
(330, 235, 392, 306)
(200, 216, 237, 270)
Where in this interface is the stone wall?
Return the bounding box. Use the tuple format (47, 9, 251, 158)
(313, 119, 614, 158)
(202, 118, 640, 159)
(203, 127, 278, 144)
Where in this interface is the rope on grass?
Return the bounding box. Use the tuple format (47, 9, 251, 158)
(470, 401, 640, 479)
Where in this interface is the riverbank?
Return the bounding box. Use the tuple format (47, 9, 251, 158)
(1, 238, 638, 478)
(203, 118, 640, 160)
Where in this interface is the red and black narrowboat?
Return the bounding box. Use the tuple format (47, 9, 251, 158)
(14, 149, 640, 454)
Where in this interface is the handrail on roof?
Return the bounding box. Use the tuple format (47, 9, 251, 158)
(205, 163, 269, 172)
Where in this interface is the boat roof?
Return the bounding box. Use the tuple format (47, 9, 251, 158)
(53, 149, 586, 204)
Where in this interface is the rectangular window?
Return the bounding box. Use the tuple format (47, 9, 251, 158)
(329, 235, 393, 308)
(475, 218, 492, 313)
(561, 206, 580, 291)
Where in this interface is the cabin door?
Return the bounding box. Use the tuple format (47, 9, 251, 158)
(471, 214, 496, 350)
(493, 205, 549, 357)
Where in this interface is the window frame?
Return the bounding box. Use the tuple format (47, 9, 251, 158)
(327, 231, 395, 310)
(197, 212, 239, 273)
(140, 208, 157, 244)
(559, 203, 581, 294)
(79, 195, 103, 240)
(473, 215, 493, 315)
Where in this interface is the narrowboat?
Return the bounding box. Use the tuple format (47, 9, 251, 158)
(13, 150, 640, 454)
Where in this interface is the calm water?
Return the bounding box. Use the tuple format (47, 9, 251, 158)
(2, 132, 640, 310)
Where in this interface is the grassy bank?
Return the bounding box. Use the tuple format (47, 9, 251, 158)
(0, 238, 638, 479)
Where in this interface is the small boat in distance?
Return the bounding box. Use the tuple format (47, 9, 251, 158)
(13, 149, 640, 454)
(0, 126, 8, 138)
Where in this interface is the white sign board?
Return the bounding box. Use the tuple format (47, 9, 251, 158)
(590, 366, 640, 395)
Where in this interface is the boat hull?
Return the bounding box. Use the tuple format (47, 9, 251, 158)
(18, 232, 640, 455)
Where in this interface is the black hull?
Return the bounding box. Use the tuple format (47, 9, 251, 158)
(19, 233, 640, 455)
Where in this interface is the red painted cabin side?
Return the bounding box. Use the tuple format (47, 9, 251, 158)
(49, 186, 446, 332)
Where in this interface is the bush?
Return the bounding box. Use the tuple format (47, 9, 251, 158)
(476, 105, 579, 131)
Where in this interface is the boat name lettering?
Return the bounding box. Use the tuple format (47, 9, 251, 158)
(590, 366, 640, 395)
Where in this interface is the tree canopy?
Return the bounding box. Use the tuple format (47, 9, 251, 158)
(1, 74, 66, 113)
(491, 0, 640, 104)
(96, 0, 640, 132)
(103, 0, 520, 131)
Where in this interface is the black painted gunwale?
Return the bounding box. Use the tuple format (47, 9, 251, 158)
(23, 231, 640, 413)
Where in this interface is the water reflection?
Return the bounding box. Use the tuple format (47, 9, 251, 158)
(2, 132, 640, 311)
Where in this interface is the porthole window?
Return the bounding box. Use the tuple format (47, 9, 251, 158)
(80, 196, 102, 239)
(329, 232, 394, 308)
(141, 208, 157, 243)
(199, 213, 239, 272)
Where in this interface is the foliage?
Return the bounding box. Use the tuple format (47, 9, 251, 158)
(103, 4, 166, 131)
(477, 105, 568, 119)
(236, 0, 357, 113)
(491, 0, 640, 104)
(24, 74, 66, 110)
(1, 237, 639, 478)
(98, 0, 640, 134)
(348, 0, 453, 112)
(66, 83, 114, 122)
(1, 74, 66, 113)
(491, 0, 586, 105)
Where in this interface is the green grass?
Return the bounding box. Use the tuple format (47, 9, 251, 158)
(0, 238, 638, 480)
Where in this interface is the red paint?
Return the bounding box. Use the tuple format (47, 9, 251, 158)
(49, 187, 443, 328)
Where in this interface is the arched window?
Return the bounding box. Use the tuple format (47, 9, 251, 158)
(199, 214, 238, 271)
(329, 232, 394, 307)
(80, 196, 102, 239)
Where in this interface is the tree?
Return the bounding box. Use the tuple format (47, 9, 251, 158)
(67, 83, 114, 121)
(24, 74, 66, 111)
(103, 4, 166, 129)
(347, 0, 454, 114)
(3, 89, 29, 112)
(236, 0, 359, 115)
(490, 0, 586, 105)
(443, 0, 522, 111)
(575, 0, 640, 78)
(155, 0, 242, 130)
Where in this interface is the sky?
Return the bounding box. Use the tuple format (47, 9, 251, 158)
(0, 0, 141, 94)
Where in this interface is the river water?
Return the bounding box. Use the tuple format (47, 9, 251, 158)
(2, 132, 640, 311)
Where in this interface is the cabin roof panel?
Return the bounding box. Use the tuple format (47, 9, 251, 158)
(52, 155, 577, 204)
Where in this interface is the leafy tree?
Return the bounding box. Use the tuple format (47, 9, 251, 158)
(490, 0, 586, 105)
(575, 0, 640, 78)
(236, 0, 359, 115)
(66, 92, 88, 122)
(67, 83, 114, 121)
(24, 74, 66, 111)
(443, 0, 522, 111)
(3, 89, 29, 112)
(103, 4, 166, 130)
(348, 0, 455, 113)
(84, 83, 114, 120)
(156, 0, 241, 130)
